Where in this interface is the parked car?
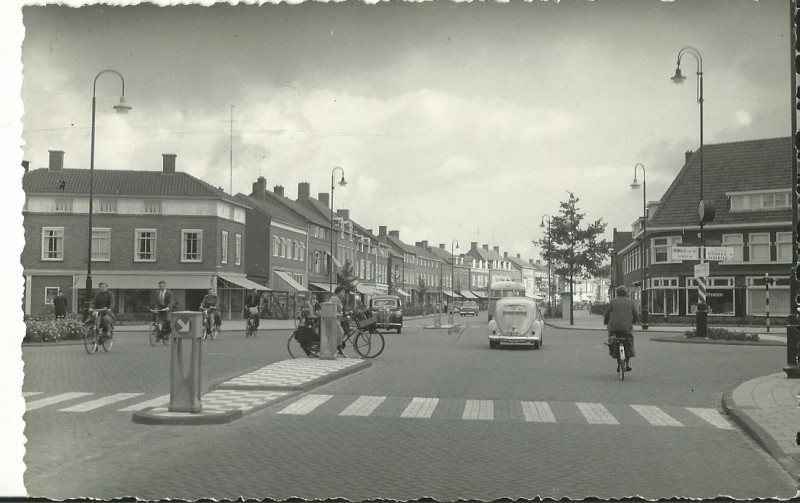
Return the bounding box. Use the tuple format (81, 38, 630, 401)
(449, 301, 462, 314)
(370, 295, 403, 333)
(487, 296, 544, 349)
(459, 301, 479, 316)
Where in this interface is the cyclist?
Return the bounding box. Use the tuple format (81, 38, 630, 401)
(603, 285, 638, 372)
(90, 282, 116, 338)
(297, 293, 316, 327)
(245, 288, 262, 330)
(155, 280, 174, 337)
(199, 288, 222, 329)
(330, 286, 348, 353)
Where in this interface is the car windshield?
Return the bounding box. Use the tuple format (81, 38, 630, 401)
(372, 299, 397, 308)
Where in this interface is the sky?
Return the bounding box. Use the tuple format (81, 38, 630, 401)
(0, 0, 795, 494)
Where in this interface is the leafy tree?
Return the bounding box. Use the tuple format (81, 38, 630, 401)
(337, 258, 358, 293)
(388, 265, 402, 295)
(534, 191, 611, 325)
(417, 277, 428, 305)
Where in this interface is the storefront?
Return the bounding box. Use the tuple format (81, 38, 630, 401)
(685, 276, 736, 316)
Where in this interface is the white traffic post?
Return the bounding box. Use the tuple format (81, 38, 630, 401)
(764, 273, 773, 333)
(319, 302, 338, 360)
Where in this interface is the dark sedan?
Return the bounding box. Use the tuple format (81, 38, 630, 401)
(370, 295, 403, 333)
(459, 301, 479, 316)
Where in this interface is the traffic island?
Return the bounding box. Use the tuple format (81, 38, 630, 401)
(132, 406, 243, 425)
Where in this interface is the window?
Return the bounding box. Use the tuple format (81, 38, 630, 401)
(299, 243, 305, 262)
(221, 230, 229, 264)
(53, 198, 72, 213)
(91, 228, 111, 261)
(314, 251, 321, 274)
(134, 229, 157, 262)
(41, 227, 64, 260)
(273, 236, 280, 257)
(98, 199, 117, 214)
(143, 200, 162, 215)
(748, 233, 771, 262)
(777, 232, 792, 262)
(44, 287, 59, 306)
(280, 238, 287, 258)
(722, 234, 744, 262)
(651, 236, 682, 263)
(235, 234, 242, 265)
(181, 230, 203, 262)
(730, 191, 791, 211)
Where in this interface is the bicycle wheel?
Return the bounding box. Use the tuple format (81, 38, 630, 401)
(287, 332, 317, 358)
(84, 326, 98, 354)
(618, 344, 626, 381)
(245, 319, 253, 337)
(149, 324, 158, 346)
(161, 326, 170, 345)
(101, 330, 113, 352)
(351, 330, 373, 358)
(210, 325, 219, 340)
(358, 329, 385, 359)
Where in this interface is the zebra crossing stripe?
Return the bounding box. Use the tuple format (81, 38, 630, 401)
(631, 405, 684, 427)
(339, 395, 386, 417)
(463, 399, 494, 420)
(117, 394, 170, 412)
(277, 394, 333, 415)
(22, 392, 43, 398)
(576, 402, 619, 425)
(60, 393, 145, 412)
(26, 392, 94, 411)
(520, 401, 556, 423)
(400, 397, 439, 418)
(687, 407, 734, 429)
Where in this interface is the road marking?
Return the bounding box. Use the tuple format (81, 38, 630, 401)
(687, 407, 734, 429)
(277, 394, 333, 415)
(59, 393, 145, 412)
(631, 405, 684, 427)
(22, 392, 43, 397)
(463, 399, 494, 420)
(521, 401, 556, 423)
(117, 394, 171, 412)
(401, 397, 439, 418)
(576, 402, 619, 425)
(26, 392, 94, 412)
(339, 395, 386, 417)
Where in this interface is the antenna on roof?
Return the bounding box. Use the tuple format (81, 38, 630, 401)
(229, 105, 235, 194)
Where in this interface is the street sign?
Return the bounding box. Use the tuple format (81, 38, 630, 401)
(672, 246, 699, 261)
(173, 315, 193, 334)
(704, 246, 734, 261)
(694, 262, 709, 278)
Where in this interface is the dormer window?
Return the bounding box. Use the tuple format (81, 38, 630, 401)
(98, 198, 117, 214)
(729, 190, 791, 211)
(54, 198, 72, 213)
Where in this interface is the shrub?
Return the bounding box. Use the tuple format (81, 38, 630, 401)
(591, 303, 608, 315)
(24, 313, 86, 343)
(684, 327, 760, 342)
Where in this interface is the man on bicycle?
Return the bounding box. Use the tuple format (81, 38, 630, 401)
(297, 293, 316, 327)
(603, 285, 638, 371)
(199, 288, 222, 329)
(155, 280, 174, 336)
(90, 282, 116, 338)
(245, 288, 262, 329)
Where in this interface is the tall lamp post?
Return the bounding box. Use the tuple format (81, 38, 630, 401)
(630, 163, 649, 329)
(85, 69, 131, 313)
(540, 214, 552, 316)
(450, 239, 459, 307)
(329, 166, 347, 296)
(785, 0, 799, 377)
(672, 46, 710, 338)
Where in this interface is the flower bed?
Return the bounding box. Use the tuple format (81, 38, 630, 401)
(684, 327, 760, 342)
(24, 313, 86, 343)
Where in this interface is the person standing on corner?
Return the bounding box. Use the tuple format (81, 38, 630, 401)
(53, 290, 68, 319)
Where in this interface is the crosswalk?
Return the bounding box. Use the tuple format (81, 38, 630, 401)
(22, 390, 736, 430)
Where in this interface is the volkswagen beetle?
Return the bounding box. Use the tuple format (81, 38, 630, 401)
(487, 296, 544, 349)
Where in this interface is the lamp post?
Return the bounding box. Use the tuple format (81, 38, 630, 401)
(540, 214, 552, 316)
(672, 46, 708, 338)
(85, 69, 131, 313)
(630, 162, 649, 330)
(329, 166, 347, 296)
(450, 239, 459, 307)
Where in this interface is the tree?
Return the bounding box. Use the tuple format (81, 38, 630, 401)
(337, 258, 358, 293)
(388, 265, 402, 295)
(534, 191, 611, 325)
(417, 277, 428, 305)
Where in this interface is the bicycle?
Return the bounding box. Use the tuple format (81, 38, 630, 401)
(287, 310, 385, 359)
(200, 306, 220, 340)
(149, 308, 171, 346)
(245, 306, 259, 337)
(607, 331, 632, 381)
(84, 308, 113, 354)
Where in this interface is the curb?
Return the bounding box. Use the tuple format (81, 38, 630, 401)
(649, 336, 785, 347)
(721, 385, 800, 483)
(132, 407, 244, 425)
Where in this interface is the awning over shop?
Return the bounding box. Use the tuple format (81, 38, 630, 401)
(355, 283, 380, 295)
(74, 273, 213, 290)
(217, 273, 270, 291)
(273, 271, 308, 292)
(325, 252, 343, 269)
(460, 291, 477, 299)
(471, 290, 486, 299)
(395, 288, 410, 297)
(309, 282, 334, 293)
(442, 289, 463, 298)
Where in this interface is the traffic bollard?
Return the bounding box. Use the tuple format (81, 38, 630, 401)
(169, 311, 203, 413)
(319, 302, 338, 360)
(434, 303, 442, 328)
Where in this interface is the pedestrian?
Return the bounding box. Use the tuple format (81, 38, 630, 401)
(245, 288, 262, 329)
(53, 290, 68, 319)
(603, 286, 638, 371)
(155, 280, 175, 335)
(330, 286, 347, 353)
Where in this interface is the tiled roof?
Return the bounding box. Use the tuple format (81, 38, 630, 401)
(298, 197, 334, 224)
(507, 255, 535, 269)
(413, 244, 441, 261)
(649, 137, 792, 228)
(380, 234, 417, 256)
(427, 246, 454, 262)
(23, 168, 247, 207)
(614, 231, 634, 253)
(466, 246, 504, 262)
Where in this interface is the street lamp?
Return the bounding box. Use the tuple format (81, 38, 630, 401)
(630, 162, 649, 330)
(540, 214, 552, 317)
(85, 69, 131, 314)
(450, 239, 459, 307)
(329, 166, 347, 296)
(672, 46, 708, 337)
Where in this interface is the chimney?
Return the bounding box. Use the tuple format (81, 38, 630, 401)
(471, 242, 478, 250)
(439, 244, 445, 249)
(318, 192, 330, 207)
(685, 150, 693, 163)
(22, 160, 29, 173)
(367, 229, 373, 235)
(517, 253, 521, 258)
(389, 230, 400, 238)
(297, 182, 310, 201)
(504, 251, 508, 258)
(379, 226, 387, 237)
(251, 177, 267, 200)
(415, 241, 422, 248)
(482, 244, 489, 250)
(162, 154, 176, 175)
(494, 246, 500, 254)
(273, 185, 285, 197)
(336, 209, 350, 220)
(420, 240, 428, 250)
(48, 150, 64, 171)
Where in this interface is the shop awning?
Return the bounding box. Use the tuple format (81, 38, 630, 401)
(355, 283, 380, 295)
(442, 289, 463, 298)
(309, 282, 334, 293)
(395, 288, 410, 297)
(273, 271, 308, 292)
(217, 273, 271, 291)
(74, 273, 213, 290)
(471, 290, 486, 299)
(460, 291, 477, 299)
(325, 252, 343, 269)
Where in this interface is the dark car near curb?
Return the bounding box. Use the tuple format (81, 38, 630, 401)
(370, 295, 403, 333)
(460, 301, 479, 316)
